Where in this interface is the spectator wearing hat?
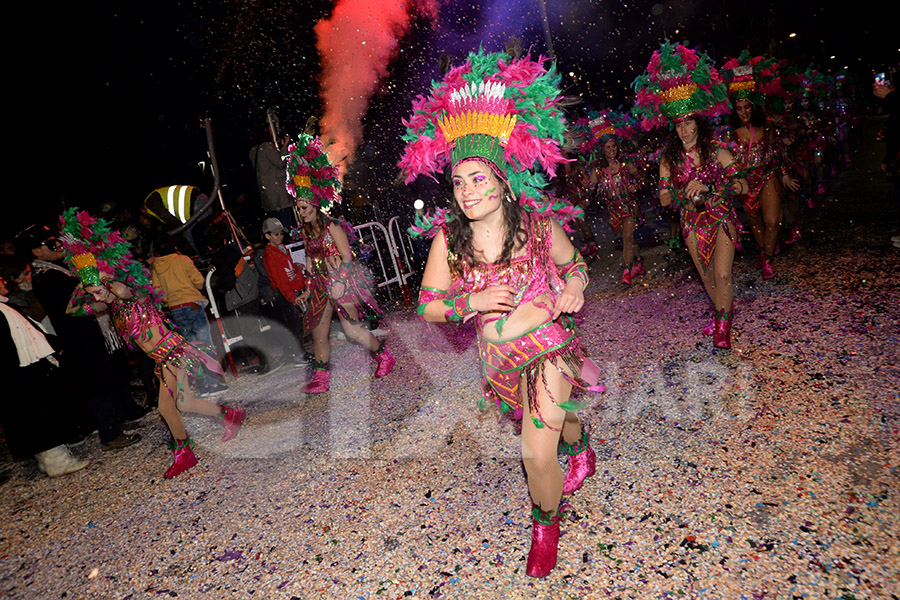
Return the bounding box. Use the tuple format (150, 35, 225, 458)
(262, 218, 308, 366)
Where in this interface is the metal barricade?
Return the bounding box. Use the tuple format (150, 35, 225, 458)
(354, 221, 412, 308)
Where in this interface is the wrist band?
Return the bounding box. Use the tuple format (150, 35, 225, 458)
(417, 286, 449, 319)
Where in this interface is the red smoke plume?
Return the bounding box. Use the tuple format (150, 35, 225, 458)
(315, 0, 439, 177)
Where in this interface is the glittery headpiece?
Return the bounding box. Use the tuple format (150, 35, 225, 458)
(720, 50, 779, 106)
(400, 48, 578, 238)
(803, 67, 836, 102)
(573, 109, 639, 160)
(58, 208, 162, 306)
(284, 133, 342, 213)
(632, 41, 729, 130)
(766, 59, 805, 114)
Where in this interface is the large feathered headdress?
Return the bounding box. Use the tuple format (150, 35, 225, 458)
(720, 50, 780, 106)
(632, 41, 729, 130)
(284, 133, 342, 214)
(399, 48, 580, 238)
(58, 207, 163, 307)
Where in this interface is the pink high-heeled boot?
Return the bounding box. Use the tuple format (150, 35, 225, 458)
(303, 368, 330, 393)
(526, 505, 560, 578)
(164, 439, 198, 479)
(219, 405, 245, 442)
(373, 344, 395, 378)
(561, 433, 596, 495)
(785, 225, 802, 245)
(630, 261, 646, 278)
(713, 308, 733, 349)
(621, 267, 632, 285)
(761, 256, 775, 280)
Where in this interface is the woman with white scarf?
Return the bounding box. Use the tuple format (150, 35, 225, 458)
(0, 267, 89, 477)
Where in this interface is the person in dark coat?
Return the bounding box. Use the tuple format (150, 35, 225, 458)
(15, 226, 142, 450)
(0, 266, 89, 476)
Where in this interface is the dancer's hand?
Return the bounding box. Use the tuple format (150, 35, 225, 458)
(552, 279, 585, 320)
(330, 282, 346, 300)
(782, 174, 800, 192)
(684, 180, 708, 199)
(470, 285, 518, 313)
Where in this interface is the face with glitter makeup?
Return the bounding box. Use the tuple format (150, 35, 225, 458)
(735, 98, 753, 125)
(675, 117, 699, 149)
(296, 199, 318, 223)
(451, 160, 503, 221)
(85, 280, 130, 303)
(602, 139, 618, 160)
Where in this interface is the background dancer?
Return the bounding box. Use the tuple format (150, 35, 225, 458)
(588, 111, 646, 285)
(633, 42, 748, 349)
(59, 208, 245, 479)
(721, 52, 798, 279)
(284, 133, 394, 394)
(400, 48, 603, 578)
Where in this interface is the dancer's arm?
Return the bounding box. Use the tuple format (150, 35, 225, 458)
(549, 219, 586, 319)
(717, 148, 749, 195)
(416, 229, 516, 323)
(327, 222, 354, 300)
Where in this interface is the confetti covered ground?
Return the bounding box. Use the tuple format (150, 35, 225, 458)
(2, 127, 899, 599)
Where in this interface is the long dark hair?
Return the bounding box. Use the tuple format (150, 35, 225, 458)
(661, 116, 715, 170)
(445, 171, 528, 271)
(729, 100, 767, 129)
(300, 205, 326, 242)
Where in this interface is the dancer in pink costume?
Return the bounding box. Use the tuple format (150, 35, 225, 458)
(284, 133, 394, 394)
(721, 52, 798, 280)
(587, 112, 646, 284)
(59, 208, 244, 479)
(400, 48, 604, 578)
(634, 42, 748, 349)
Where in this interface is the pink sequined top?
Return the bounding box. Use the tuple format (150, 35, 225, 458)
(304, 226, 342, 277)
(109, 296, 168, 346)
(727, 128, 781, 195)
(596, 162, 636, 202)
(447, 214, 563, 331)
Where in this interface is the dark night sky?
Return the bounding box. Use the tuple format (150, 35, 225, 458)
(6, 0, 895, 241)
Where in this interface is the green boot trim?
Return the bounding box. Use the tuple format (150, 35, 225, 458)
(715, 308, 733, 321)
(531, 504, 559, 525)
(370, 339, 385, 357)
(167, 438, 194, 451)
(559, 433, 590, 456)
(311, 359, 331, 371)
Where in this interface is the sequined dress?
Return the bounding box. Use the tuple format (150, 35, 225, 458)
(430, 213, 603, 429)
(728, 128, 782, 218)
(109, 296, 222, 393)
(596, 162, 642, 233)
(669, 147, 743, 271)
(303, 222, 383, 332)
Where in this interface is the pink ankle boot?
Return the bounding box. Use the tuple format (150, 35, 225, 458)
(219, 405, 245, 442)
(713, 309, 733, 349)
(630, 261, 645, 278)
(303, 368, 330, 393)
(702, 318, 715, 336)
(561, 434, 596, 495)
(164, 439, 198, 479)
(785, 226, 802, 245)
(526, 506, 561, 578)
(761, 256, 775, 280)
(621, 268, 632, 285)
(373, 346, 395, 379)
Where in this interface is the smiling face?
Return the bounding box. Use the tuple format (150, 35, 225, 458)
(675, 117, 699, 148)
(451, 160, 504, 221)
(735, 98, 753, 124)
(603, 139, 618, 160)
(296, 200, 318, 224)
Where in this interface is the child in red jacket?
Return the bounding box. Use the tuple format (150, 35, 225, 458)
(262, 218, 308, 365)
